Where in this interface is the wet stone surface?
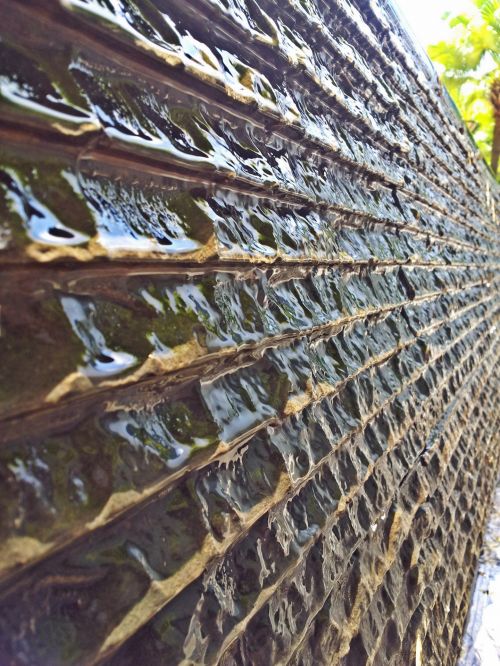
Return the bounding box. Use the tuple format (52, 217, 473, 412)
(459, 483, 500, 666)
(0, 0, 499, 664)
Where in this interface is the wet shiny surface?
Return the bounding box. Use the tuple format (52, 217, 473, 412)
(0, 0, 499, 663)
(459, 483, 500, 666)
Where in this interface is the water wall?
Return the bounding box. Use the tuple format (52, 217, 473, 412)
(0, 0, 499, 663)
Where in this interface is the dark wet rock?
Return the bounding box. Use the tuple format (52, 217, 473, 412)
(0, 0, 498, 664)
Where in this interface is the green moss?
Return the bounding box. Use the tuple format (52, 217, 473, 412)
(160, 392, 218, 444)
(1, 37, 90, 114)
(250, 213, 277, 249)
(169, 107, 213, 155)
(239, 287, 264, 333)
(92, 299, 153, 361)
(261, 367, 291, 413)
(0, 295, 85, 409)
(167, 192, 215, 244)
(0, 144, 97, 242)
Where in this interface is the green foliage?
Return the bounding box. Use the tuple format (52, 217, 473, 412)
(427, 0, 500, 173)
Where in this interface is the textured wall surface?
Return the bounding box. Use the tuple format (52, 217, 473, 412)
(0, 0, 499, 664)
